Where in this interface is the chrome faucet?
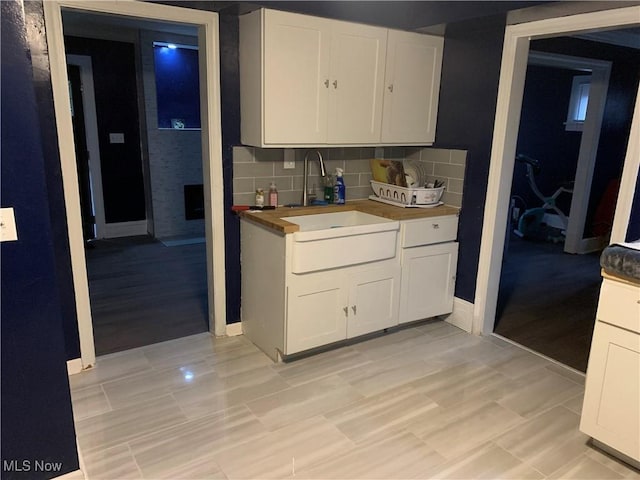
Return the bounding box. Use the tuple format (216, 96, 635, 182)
(302, 150, 326, 206)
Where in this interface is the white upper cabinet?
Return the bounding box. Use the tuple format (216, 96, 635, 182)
(326, 22, 387, 144)
(381, 29, 444, 144)
(261, 10, 330, 145)
(240, 8, 443, 147)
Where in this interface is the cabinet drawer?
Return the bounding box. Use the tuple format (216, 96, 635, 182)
(597, 279, 640, 333)
(401, 215, 458, 247)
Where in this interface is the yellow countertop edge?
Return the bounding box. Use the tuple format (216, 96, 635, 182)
(238, 199, 461, 234)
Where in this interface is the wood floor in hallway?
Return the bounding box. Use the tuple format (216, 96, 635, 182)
(495, 234, 602, 372)
(85, 236, 208, 355)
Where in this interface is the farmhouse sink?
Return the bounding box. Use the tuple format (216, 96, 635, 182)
(285, 211, 399, 273)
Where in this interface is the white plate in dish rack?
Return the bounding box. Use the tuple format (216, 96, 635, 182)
(368, 195, 444, 209)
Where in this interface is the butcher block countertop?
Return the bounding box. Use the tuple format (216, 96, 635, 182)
(238, 199, 460, 234)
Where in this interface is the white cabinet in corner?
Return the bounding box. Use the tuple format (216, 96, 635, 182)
(580, 278, 640, 464)
(240, 8, 387, 147)
(398, 215, 459, 324)
(286, 263, 401, 354)
(381, 29, 444, 144)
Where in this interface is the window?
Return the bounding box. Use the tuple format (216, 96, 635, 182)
(153, 42, 201, 129)
(565, 74, 591, 132)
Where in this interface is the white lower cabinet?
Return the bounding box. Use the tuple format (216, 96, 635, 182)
(286, 263, 400, 354)
(286, 271, 348, 354)
(399, 242, 458, 324)
(346, 264, 401, 338)
(581, 278, 640, 464)
(397, 215, 459, 324)
(240, 212, 459, 361)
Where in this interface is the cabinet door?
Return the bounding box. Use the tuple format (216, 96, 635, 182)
(327, 22, 387, 144)
(580, 321, 640, 461)
(263, 10, 330, 144)
(381, 30, 443, 144)
(399, 242, 458, 324)
(346, 265, 400, 338)
(286, 273, 348, 354)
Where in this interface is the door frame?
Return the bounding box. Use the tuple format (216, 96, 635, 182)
(473, 5, 640, 335)
(66, 54, 106, 239)
(43, 0, 227, 369)
(526, 51, 612, 254)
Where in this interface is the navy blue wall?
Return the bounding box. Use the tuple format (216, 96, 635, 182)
(65, 36, 147, 224)
(512, 64, 583, 217)
(220, 12, 243, 324)
(1, 1, 79, 477)
(530, 37, 640, 238)
(628, 181, 640, 242)
(25, 1, 81, 361)
(434, 14, 507, 302)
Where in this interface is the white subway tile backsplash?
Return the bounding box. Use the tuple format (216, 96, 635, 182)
(233, 177, 255, 194)
(421, 148, 451, 164)
(234, 161, 274, 178)
(233, 146, 255, 163)
(434, 163, 465, 179)
(447, 178, 464, 195)
(231, 146, 467, 208)
(450, 149, 467, 165)
(254, 148, 283, 163)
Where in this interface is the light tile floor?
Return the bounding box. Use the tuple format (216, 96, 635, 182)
(70, 321, 640, 479)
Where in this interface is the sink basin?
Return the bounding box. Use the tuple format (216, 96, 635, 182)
(285, 211, 399, 273)
(286, 211, 398, 240)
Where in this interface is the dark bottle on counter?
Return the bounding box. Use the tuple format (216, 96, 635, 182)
(324, 175, 334, 203)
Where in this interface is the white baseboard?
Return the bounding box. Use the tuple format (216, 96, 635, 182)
(103, 220, 147, 239)
(445, 297, 473, 333)
(579, 236, 607, 254)
(226, 322, 243, 336)
(67, 358, 83, 376)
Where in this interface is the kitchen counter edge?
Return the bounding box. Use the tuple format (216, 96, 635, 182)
(238, 199, 460, 234)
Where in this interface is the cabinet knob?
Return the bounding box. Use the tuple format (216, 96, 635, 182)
(388, 84, 394, 93)
(351, 305, 357, 315)
(324, 79, 329, 88)
(333, 80, 338, 89)
(432, 223, 440, 229)
(343, 306, 348, 316)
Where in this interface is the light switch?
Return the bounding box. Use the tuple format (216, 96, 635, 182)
(109, 133, 125, 144)
(0, 207, 18, 242)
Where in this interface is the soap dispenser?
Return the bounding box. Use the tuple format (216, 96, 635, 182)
(333, 168, 345, 204)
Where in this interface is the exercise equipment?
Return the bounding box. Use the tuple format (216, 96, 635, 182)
(513, 154, 573, 242)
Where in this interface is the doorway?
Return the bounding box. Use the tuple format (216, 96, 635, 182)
(474, 6, 640, 353)
(493, 46, 631, 371)
(43, 0, 226, 369)
(63, 15, 210, 356)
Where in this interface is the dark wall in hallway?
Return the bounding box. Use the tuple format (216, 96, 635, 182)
(65, 36, 146, 224)
(434, 14, 507, 302)
(512, 64, 583, 218)
(530, 37, 640, 238)
(1, 1, 79, 476)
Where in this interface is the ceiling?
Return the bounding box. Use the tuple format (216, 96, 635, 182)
(62, 1, 639, 49)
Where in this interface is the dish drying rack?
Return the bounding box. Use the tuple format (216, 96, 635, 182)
(369, 181, 445, 208)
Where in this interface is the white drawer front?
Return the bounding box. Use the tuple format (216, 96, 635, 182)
(401, 215, 458, 247)
(597, 279, 640, 333)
